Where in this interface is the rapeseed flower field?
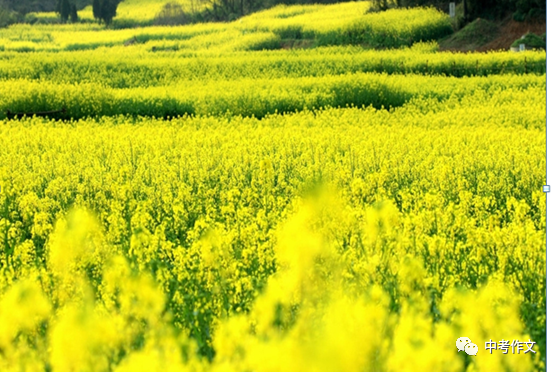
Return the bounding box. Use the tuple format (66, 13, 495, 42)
(0, 2, 546, 372)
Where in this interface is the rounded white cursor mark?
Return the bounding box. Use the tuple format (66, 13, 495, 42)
(464, 342, 478, 356)
(456, 337, 471, 352)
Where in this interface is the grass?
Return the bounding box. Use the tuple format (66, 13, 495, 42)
(440, 18, 499, 51)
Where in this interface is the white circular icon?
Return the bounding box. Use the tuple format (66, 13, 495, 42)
(464, 342, 478, 356)
(456, 337, 471, 352)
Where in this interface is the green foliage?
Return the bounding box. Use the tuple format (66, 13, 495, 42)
(512, 9, 526, 21)
(440, 17, 499, 51)
(513, 5, 545, 21)
(511, 32, 546, 50)
(0, 5, 20, 27)
(92, 0, 121, 25)
(367, 0, 391, 11)
(0, 0, 90, 13)
(383, 0, 543, 24)
(0, 0, 50, 15)
(153, 2, 189, 25)
(70, 2, 78, 22)
(513, 0, 546, 15)
(57, 0, 71, 22)
(92, 0, 100, 19)
(0, 62, 546, 119)
(322, 8, 453, 48)
(527, 7, 546, 19)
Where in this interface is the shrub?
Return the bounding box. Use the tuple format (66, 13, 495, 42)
(512, 10, 526, 21)
(154, 2, 189, 26)
(0, 5, 19, 28)
(511, 32, 546, 50)
(527, 7, 546, 20)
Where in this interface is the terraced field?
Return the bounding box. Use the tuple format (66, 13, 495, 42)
(0, 2, 546, 372)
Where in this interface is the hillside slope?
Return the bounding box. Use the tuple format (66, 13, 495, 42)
(440, 15, 546, 52)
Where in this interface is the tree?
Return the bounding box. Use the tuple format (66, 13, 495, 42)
(57, 0, 70, 22)
(366, 0, 545, 23)
(69, 2, 78, 22)
(92, 0, 121, 25)
(92, 0, 100, 20)
(0, 4, 19, 28)
(0, 0, 36, 15)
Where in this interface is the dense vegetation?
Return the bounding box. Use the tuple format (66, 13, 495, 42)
(0, 3, 454, 48)
(0, 2, 546, 372)
(0, 58, 546, 119)
(0, 0, 547, 27)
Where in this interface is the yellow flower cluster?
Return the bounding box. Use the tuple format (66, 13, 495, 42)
(8, 3, 452, 51)
(0, 71, 545, 120)
(0, 1, 545, 371)
(0, 84, 545, 370)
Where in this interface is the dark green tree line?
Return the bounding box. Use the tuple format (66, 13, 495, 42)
(57, 0, 78, 23)
(92, 0, 122, 25)
(1, 0, 88, 14)
(0, 0, 547, 28)
(369, 0, 545, 24)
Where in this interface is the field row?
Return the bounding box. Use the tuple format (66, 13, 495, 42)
(23, 3, 451, 46)
(0, 73, 545, 120)
(0, 46, 545, 87)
